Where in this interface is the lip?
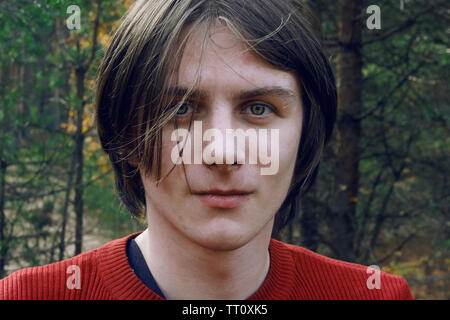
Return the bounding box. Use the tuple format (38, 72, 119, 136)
(194, 190, 253, 209)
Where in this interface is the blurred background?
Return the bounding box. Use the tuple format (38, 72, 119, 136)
(0, 0, 448, 299)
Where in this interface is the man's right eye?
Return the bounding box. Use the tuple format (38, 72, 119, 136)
(166, 102, 195, 117)
(176, 103, 191, 115)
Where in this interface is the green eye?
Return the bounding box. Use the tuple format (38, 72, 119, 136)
(251, 105, 265, 115)
(176, 104, 190, 115)
(246, 104, 272, 116)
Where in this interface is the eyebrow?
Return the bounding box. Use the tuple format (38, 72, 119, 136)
(166, 85, 297, 101)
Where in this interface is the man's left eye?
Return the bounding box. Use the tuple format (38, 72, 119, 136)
(243, 104, 273, 116)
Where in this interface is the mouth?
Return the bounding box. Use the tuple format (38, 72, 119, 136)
(193, 189, 253, 209)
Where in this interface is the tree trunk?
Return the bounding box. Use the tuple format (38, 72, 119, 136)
(57, 15, 75, 261)
(0, 64, 10, 278)
(331, 0, 363, 261)
(0, 161, 7, 278)
(74, 61, 85, 255)
(51, 16, 71, 131)
(73, 0, 102, 255)
(59, 148, 76, 260)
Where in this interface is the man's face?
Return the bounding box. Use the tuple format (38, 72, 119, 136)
(140, 24, 303, 250)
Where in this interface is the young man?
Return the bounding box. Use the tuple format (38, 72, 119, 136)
(0, 0, 413, 300)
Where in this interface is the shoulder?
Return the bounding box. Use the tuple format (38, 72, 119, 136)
(0, 235, 133, 300)
(0, 247, 99, 300)
(273, 239, 413, 300)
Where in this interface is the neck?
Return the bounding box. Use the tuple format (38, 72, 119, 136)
(135, 218, 272, 300)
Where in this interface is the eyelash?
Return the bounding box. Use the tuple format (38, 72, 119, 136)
(171, 102, 276, 118)
(241, 103, 275, 117)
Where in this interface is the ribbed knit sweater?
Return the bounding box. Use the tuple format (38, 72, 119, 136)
(0, 233, 413, 300)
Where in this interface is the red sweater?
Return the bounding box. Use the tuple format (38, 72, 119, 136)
(0, 233, 413, 300)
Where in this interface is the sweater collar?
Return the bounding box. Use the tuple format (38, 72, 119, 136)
(97, 232, 162, 300)
(97, 232, 296, 300)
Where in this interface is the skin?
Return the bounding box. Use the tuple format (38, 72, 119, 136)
(135, 23, 303, 299)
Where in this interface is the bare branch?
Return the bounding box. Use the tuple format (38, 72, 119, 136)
(375, 233, 416, 265)
(363, 1, 447, 46)
(85, 0, 102, 70)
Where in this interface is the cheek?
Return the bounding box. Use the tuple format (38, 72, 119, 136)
(156, 126, 188, 177)
(258, 122, 301, 206)
(140, 130, 188, 201)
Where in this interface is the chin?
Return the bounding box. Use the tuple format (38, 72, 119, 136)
(192, 222, 253, 251)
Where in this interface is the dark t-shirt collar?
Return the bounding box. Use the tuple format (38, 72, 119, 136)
(126, 237, 166, 299)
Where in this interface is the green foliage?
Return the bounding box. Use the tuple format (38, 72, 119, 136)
(0, 0, 129, 274)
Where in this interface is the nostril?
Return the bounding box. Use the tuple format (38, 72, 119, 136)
(206, 161, 241, 171)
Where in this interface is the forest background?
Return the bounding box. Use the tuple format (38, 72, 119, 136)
(0, 0, 448, 299)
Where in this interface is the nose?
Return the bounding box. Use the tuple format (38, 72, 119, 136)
(201, 102, 244, 173)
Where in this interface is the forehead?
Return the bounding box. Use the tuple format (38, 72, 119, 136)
(173, 23, 300, 97)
